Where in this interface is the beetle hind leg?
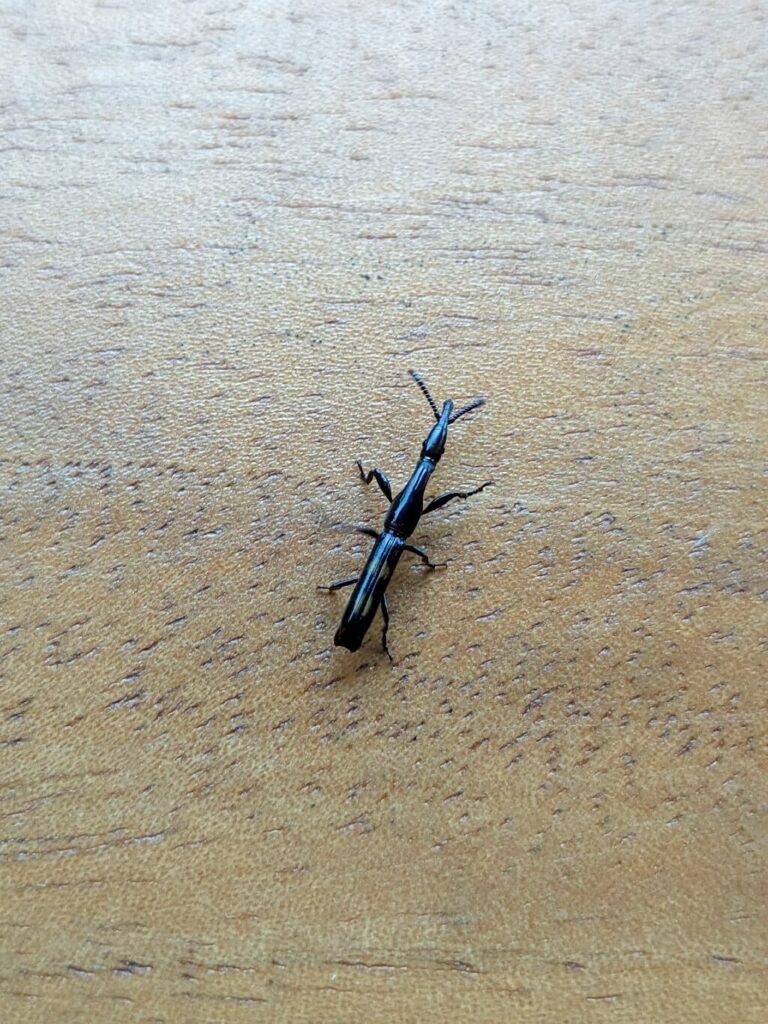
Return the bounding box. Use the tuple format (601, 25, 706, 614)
(380, 594, 393, 662)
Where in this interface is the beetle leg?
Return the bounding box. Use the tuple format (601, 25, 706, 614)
(403, 543, 446, 569)
(358, 527, 379, 541)
(318, 576, 359, 591)
(380, 594, 393, 661)
(423, 481, 493, 515)
(357, 460, 393, 502)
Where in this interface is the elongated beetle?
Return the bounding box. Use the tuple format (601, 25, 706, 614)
(320, 370, 492, 659)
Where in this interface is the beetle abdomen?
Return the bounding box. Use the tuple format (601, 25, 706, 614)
(333, 531, 404, 650)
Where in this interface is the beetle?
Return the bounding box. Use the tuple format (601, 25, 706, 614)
(319, 370, 492, 658)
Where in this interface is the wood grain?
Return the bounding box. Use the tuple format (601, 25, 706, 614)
(1, 1, 766, 1021)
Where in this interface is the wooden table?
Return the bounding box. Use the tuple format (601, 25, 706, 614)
(2, 2, 766, 1021)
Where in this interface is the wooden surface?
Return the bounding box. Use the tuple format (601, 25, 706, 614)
(1, 2, 766, 1021)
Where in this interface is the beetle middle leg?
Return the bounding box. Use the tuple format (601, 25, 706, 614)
(357, 459, 393, 502)
(423, 480, 493, 515)
(403, 543, 446, 570)
(318, 575, 359, 591)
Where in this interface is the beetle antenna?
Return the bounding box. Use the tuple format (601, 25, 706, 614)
(409, 370, 440, 421)
(449, 397, 485, 423)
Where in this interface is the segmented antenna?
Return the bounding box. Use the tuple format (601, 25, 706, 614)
(409, 369, 440, 421)
(449, 397, 485, 423)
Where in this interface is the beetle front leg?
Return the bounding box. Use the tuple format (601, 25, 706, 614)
(357, 460, 393, 502)
(423, 481, 493, 515)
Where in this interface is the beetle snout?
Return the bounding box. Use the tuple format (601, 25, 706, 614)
(421, 401, 452, 460)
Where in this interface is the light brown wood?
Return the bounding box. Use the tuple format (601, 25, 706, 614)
(1, 2, 766, 1021)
